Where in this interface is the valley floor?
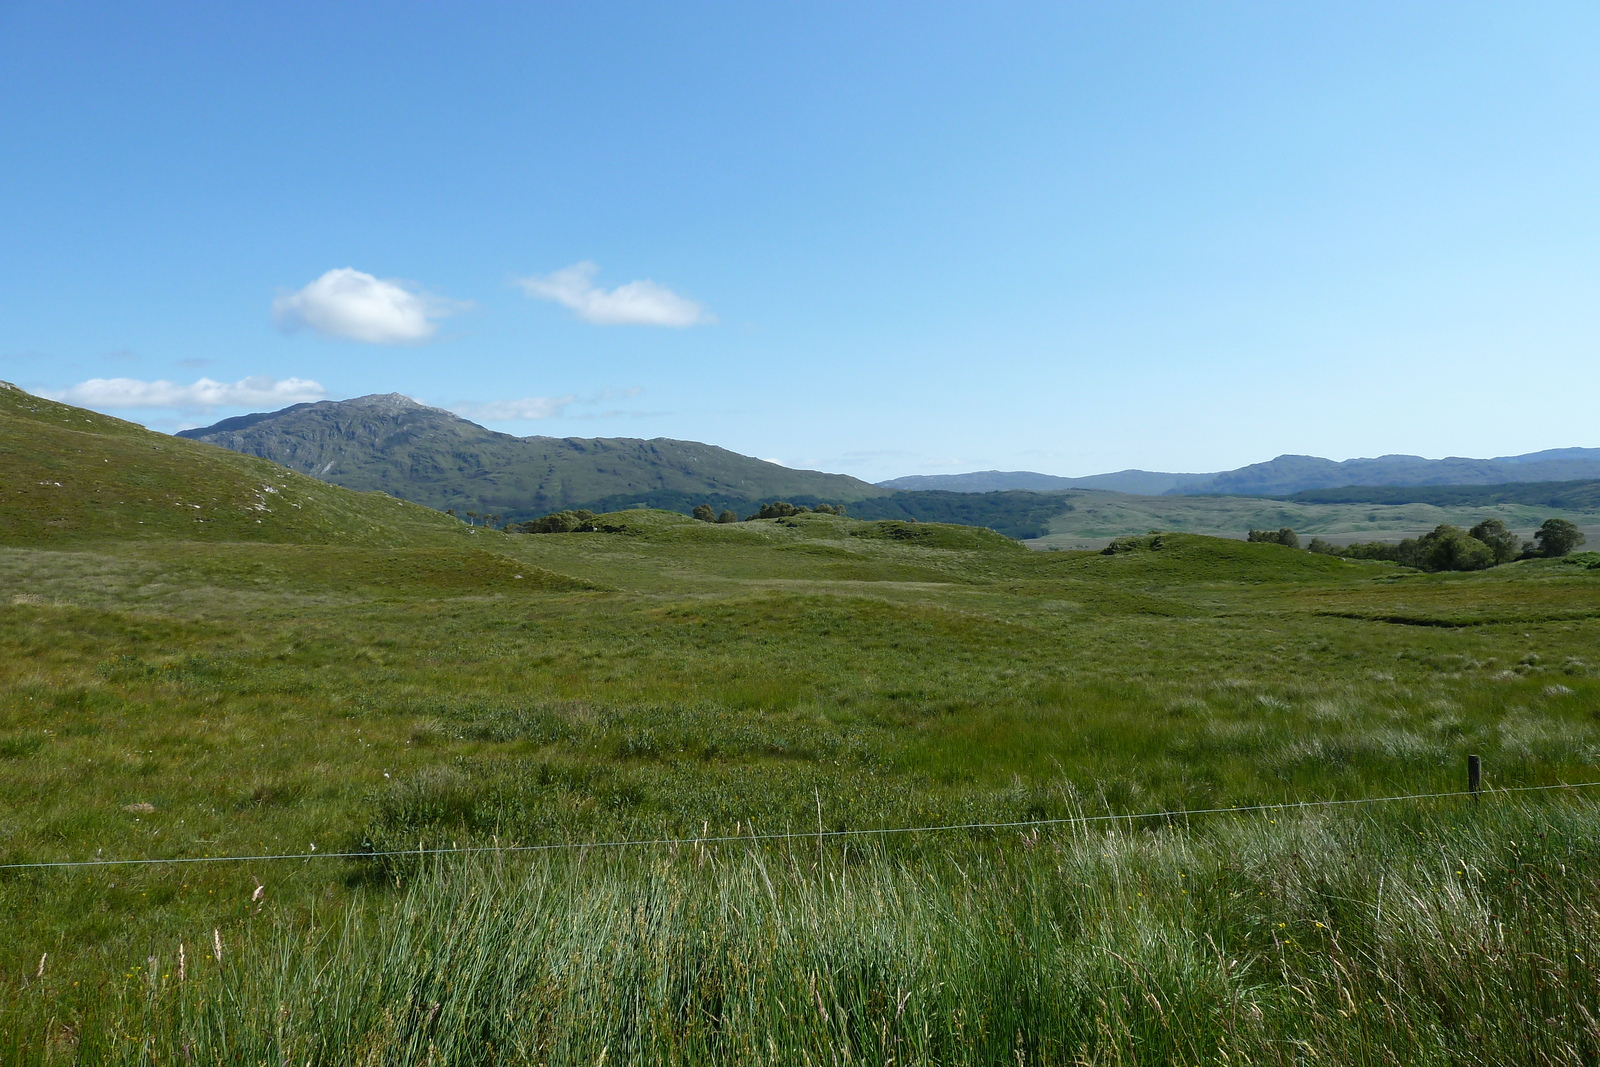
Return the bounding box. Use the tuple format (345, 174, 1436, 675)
(2, 512, 1598, 1063)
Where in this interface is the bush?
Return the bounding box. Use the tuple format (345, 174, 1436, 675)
(1102, 533, 1164, 554)
(747, 502, 809, 520)
(716, 510, 738, 524)
(1306, 538, 1338, 555)
(513, 509, 597, 534)
(692, 504, 715, 522)
(1418, 525, 1494, 572)
(1247, 528, 1299, 549)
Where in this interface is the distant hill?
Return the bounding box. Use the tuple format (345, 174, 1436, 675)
(0, 381, 474, 548)
(878, 469, 1216, 495)
(883, 448, 1600, 499)
(178, 394, 889, 521)
(1287, 479, 1600, 510)
(848, 490, 1079, 540)
(1176, 449, 1600, 496)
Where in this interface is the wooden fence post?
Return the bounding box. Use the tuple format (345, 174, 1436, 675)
(1468, 754, 1482, 800)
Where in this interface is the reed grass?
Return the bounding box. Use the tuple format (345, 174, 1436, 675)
(7, 794, 1600, 1065)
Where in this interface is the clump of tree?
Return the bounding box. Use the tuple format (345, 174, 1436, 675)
(743, 502, 847, 520)
(1247, 528, 1300, 549)
(692, 504, 716, 522)
(717, 510, 738, 524)
(1102, 533, 1164, 554)
(1328, 517, 1585, 571)
(512, 509, 596, 533)
(1332, 524, 1492, 571)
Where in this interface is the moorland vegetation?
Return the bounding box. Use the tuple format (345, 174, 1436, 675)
(4, 385, 1600, 1063)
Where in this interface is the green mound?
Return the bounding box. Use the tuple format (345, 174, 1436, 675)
(122, 542, 596, 597)
(0, 384, 474, 548)
(847, 518, 1024, 552)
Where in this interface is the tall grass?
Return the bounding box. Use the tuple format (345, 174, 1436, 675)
(9, 795, 1600, 1065)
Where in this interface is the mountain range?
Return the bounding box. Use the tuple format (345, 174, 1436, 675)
(881, 449, 1600, 497)
(161, 391, 1600, 543)
(878, 470, 1215, 494)
(176, 394, 889, 521)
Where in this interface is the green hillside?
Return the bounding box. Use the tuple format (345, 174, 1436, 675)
(1180, 448, 1600, 496)
(177, 394, 888, 520)
(1288, 478, 1600, 509)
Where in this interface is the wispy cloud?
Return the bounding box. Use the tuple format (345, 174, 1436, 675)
(517, 262, 713, 327)
(273, 268, 466, 344)
(39, 375, 327, 412)
(449, 387, 649, 422)
(449, 395, 577, 421)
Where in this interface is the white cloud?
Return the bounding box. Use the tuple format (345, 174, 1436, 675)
(273, 268, 464, 343)
(517, 262, 713, 327)
(40, 375, 328, 412)
(449, 395, 577, 421)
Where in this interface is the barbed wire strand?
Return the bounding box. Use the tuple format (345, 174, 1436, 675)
(4, 779, 1599, 873)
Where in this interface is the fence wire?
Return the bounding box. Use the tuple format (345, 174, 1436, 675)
(4, 778, 1599, 873)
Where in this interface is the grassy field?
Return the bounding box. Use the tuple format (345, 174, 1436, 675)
(4, 390, 1600, 1062)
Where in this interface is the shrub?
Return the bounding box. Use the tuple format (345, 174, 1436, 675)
(716, 510, 738, 524)
(513, 509, 597, 534)
(692, 504, 715, 522)
(747, 502, 809, 520)
(1247, 528, 1299, 549)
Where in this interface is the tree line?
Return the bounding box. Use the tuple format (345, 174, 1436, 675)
(1250, 518, 1587, 571)
(509, 501, 852, 534)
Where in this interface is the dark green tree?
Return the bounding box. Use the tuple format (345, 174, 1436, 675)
(1534, 518, 1586, 557)
(513, 509, 597, 534)
(692, 504, 715, 522)
(1468, 518, 1520, 565)
(1247, 528, 1299, 548)
(749, 501, 805, 520)
(1418, 524, 1494, 571)
(717, 510, 738, 524)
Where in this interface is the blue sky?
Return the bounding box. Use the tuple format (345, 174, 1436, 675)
(3, 3, 1597, 481)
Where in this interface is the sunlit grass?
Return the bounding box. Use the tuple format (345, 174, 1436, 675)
(0, 507, 1597, 1061)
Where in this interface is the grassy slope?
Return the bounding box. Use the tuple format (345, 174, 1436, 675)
(0, 384, 479, 549)
(4, 391, 1600, 1061)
